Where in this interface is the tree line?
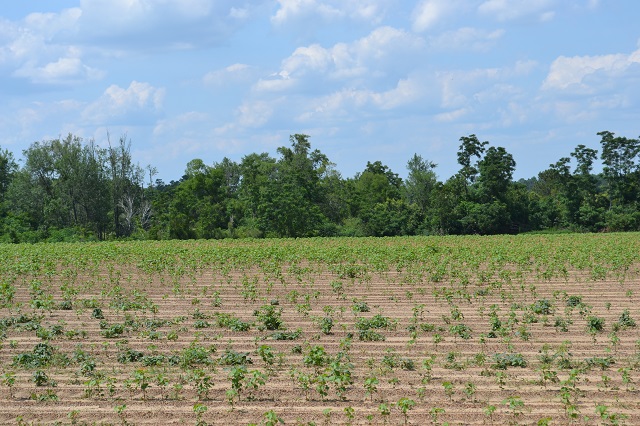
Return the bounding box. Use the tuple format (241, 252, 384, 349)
(0, 131, 639, 242)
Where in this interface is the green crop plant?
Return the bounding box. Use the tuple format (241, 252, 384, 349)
(1, 372, 16, 398)
(586, 315, 605, 334)
(190, 369, 214, 401)
(378, 403, 391, 425)
(429, 407, 445, 425)
(132, 369, 151, 400)
(262, 410, 284, 426)
(193, 403, 208, 426)
(364, 376, 379, 401)
(343, 406, 355, 426)
(114, 404, 128, 426)
(502, 395, 525, 422)
(463, 382, 477, 401)
(595, 404, 628, 426)
(442, 381, 454, 401)
(254, 304, 283, 331)
(395, 397, 416, 426)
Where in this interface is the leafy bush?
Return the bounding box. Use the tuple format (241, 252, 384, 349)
(179, 343, 215, 368)
(566, 295, 583, 307)
(492, 353, 527, 369)
(531, 299, 553, 315)
(193, 320, 211, 329)
(355, 314, 393, 331)
(586, 316, 605, 333)
(14, 343, 59, 368)
(303, 346, 330, 369)
(214, 313, 251, 331)
(117, 348, 144, 363)
(141, 355, 166, 366)
(219, 349, 252, 366)
(101, 323, 126, 338)
(254, 305, 283, 331)
(618, 310, 636, 328)
(585, 356, 614, 370)
(352, 301, 370, 313)
(268, 329, 302, 341)
(358, 330, 386, 341)
(319, 317, 333, 335)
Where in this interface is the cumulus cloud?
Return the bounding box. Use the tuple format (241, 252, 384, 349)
(297, 73, 436, 124)
(478, 0, 555, 22)
(263, 26, 424, 88)
(73, 0, 261, 49)
(271, 0, 388, 26)
(82, 81, 165, 125)
(14, 54, 104, 84)
(153, 111, 209, 136)
(0, 10, 99, 85)
(412, 0, 459, 32)
(428, 27, 505, 51)
(542, 47, 640, 93)
(236, 100, 275, 128)
(203, 63, 254, 86)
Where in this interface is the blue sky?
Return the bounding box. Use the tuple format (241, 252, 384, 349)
(1, 1, 638, 182)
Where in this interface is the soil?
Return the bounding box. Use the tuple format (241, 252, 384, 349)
(0, 249, 639, 425)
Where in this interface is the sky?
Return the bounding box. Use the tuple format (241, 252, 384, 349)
(0, 1, 639, 183)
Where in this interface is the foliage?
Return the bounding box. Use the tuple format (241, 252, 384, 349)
(4, 130, 640, 241)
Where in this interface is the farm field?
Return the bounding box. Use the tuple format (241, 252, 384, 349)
(0, 234, 639, 425)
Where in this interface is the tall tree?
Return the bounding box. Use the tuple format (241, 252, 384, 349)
(477, 146, 516, 202)
(258, 134, 330, 237)
(457, 134, 488, 187)
(404, 154, 437, 213)
(107, 133, 145, 237)
(598, 130, 640, 206)
(0, 147, 16, 204)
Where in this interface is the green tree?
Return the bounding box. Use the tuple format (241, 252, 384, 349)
(250, 134, 331, 237)
(457, 134, 488, 187)
(404, 153, 437, 214)
(477, 146, 516, 202)
(0, 147, 17, 204)
(107, 133, 146, 237)
(168, 159, 230, 239)
(599, 130, 640, 206)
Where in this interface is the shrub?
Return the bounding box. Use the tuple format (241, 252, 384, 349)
(254, 305, 283, 331)
(618, 310, 636, 328)
(531, 299, 553, 315)
(219, 349, 252, 366)
(586, 316, 605, 333)
(492, 353, 527, 369)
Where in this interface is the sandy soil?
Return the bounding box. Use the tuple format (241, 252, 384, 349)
(0, 257, 639, 425)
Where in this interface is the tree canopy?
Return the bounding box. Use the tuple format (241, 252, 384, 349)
(1, 131, 639, 242)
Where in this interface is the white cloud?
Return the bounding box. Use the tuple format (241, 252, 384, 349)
(203, 63, 253, 86)
(253, 77, 298, 92)
(271, 0, 388, 26)
(266, 26, 423, 87)
(542, 47, 640, 93)
(428, 27, 505, 51)
(74, 0, 252, 49)
(435, 107, 469, 122)
(236, 100, 275, 128)
(83, 81, 165, 125)
(438, 61, 535, 109)
(0, 8, 101, 86)
(412, 0, 458, 32)
(14, 54, 104, 84)
(297, 74, 433, 122)
(478, 0, 555, 22)
(153, 111, 209, 136)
